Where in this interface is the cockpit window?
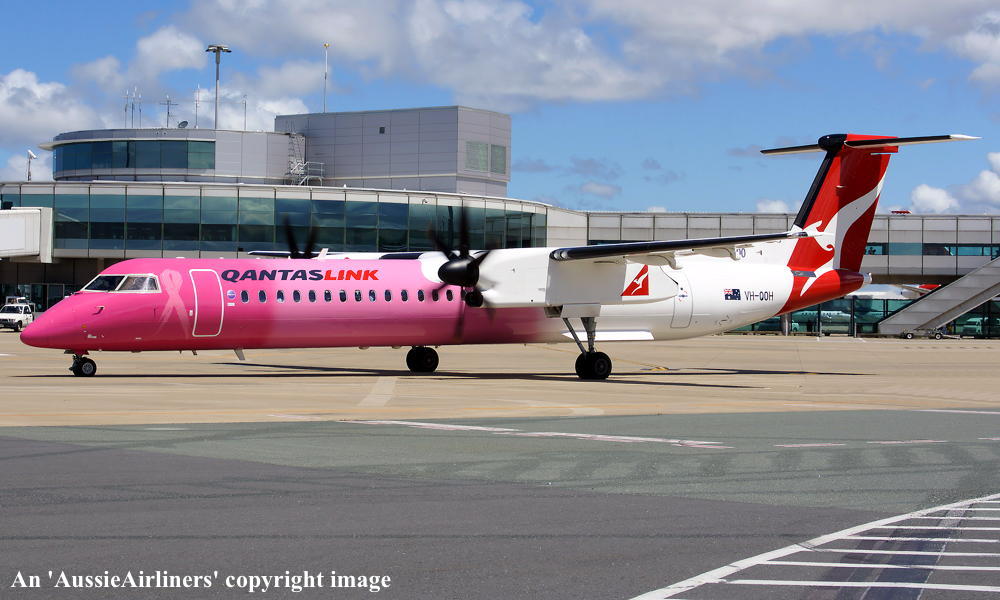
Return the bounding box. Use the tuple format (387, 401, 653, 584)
(117, 275, 160, 292)
(83, 275, 126, 291)
(82, 274, 160, 293)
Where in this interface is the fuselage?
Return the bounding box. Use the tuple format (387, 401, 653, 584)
(20, 250, 865, 355)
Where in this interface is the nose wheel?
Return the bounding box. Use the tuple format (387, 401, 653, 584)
(70, 355, 97, 377)
(406, 346, 439, 373)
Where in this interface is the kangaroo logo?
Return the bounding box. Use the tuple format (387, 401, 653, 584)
(621, 265, 650, 297)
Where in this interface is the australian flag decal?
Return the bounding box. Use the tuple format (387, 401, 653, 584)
(724, 288, 741, 300)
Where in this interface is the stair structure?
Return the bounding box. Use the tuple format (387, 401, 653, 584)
(878, 255, 1000, 338)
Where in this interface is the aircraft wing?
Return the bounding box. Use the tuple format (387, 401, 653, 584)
(549, 230, 809, 262)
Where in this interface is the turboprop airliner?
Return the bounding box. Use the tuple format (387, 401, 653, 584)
(20, 133, 976, 378)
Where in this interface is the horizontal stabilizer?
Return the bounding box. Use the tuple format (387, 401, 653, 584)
(762, 134, 979, 156)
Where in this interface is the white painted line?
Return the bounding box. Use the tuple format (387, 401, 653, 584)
(629, 492, 1000, 600)
(762, 560, 1000, 571)
(142, 427, 189, 431)
(841, 535, 998, 543)
(724, 580, 1000, 593)
(980, 437, 1000, 441)
(945, 508, 1000, 511)
(350, 420, 520, 432)
(874, 525, 1000, 531)
(348, 420, 729, 449)
(867, 439, 948, 445)
(907, 516, 1000, 521)
(358, 376, 397, 407)
(817, 548, 1000, 557)
(0, 353, 13, 357)
(774, 443, 846, 448)
(920, 409, 1000, 416)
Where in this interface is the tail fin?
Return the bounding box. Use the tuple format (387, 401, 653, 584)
(763, 133, 976, 311)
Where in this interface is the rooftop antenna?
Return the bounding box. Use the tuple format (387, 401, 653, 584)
(123, 89, 130, 127)
(242, 94, 247, 130)
(130, 87, 137, 127)
(26, 149, 36, 182)
(194, 85, 202, 128)
(160, 94, 178, 128)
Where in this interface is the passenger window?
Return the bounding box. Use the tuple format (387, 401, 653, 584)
(240, 290, 249, 303)
(385, 290, 392, 302)
(446, 290, 454, 301)
(293, 290, 301, 303)
(258, 290, 266, 303)
(340, 290, 347, 302)
(418, 290, 425, 302)
(277, 290, 285, 303)
(401, 289, 408, 302)
(431, 290, 440, 302)
(355, 290, 362, 302)
(308, 290, 316, 303)
(369, 289, 377, 302)
(324, 290, 332, 302)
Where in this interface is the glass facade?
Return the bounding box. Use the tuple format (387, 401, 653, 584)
(53, 141, 215, 172)
(739, 297, 1000, 338)
(11, 184, 546, 253)
(864, 242, 1000, 258)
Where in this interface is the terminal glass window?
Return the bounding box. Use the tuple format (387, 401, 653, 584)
(465, 141, 489, 171)
(54, 140, 215, 172)
(490, 144, 506, 175)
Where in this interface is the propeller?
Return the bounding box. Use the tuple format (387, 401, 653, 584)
(283, 215, 317, 259)
(428, 207, 495, 339)
(428, 207, 493, 303)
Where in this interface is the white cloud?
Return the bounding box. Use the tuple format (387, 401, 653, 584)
(134, 26, 207, 80)
(948, 11, 1000, 85)
(910, 184, 959, 213)
(214, 87, 308, 131)
(0, 69, 100, 148)
(579, 181, 621, 198)
(962, 169, 1000, 205)
(988, 152, 1000, 172)
(755, 199, 790, 213)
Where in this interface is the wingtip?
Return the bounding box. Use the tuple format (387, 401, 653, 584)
(949, 134, 980, 141)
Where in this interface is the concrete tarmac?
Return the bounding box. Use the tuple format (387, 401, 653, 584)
(1, 332, 998, 598)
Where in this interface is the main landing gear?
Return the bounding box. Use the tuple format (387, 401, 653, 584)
(69, 354, 97, 377)
(406, 346, 439, 373)
(564, 316, 612, 380)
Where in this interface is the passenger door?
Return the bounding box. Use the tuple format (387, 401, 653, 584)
(189, 269, 224, 337)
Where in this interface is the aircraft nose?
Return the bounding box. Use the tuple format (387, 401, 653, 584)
(19, 308, 84, 349)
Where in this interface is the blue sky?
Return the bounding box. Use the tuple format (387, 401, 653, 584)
(0, 0, 997, 214)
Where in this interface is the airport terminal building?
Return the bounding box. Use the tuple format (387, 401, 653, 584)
(3, 105, 999, 337)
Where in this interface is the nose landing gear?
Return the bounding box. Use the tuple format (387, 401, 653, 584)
(70, 355, 97, 377)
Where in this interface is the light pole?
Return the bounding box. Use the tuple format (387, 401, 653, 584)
(205, 44, 231, 129)
(323, 42, 330, 113)
(26, 150, 36, 182)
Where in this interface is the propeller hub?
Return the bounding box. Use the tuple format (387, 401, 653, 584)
(437, 256, 480, 288)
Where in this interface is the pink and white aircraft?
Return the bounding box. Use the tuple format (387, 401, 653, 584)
(21, 133, 975, 378)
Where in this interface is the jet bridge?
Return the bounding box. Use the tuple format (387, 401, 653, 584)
(0, 206, 53, 263)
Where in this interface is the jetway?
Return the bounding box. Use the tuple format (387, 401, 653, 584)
(878, 254, 1000, 337)
(0, 207, 53, 263)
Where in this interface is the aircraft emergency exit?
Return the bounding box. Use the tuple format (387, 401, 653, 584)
(21, 133, 976, 378)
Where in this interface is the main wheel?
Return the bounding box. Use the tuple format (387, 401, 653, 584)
(406, 346, 439, 373)
(71, 357, 97, 377)
(933, 331, 944, 340)
(575, 351, 612, 380)
(903, 332, 915, 340)
(12, 322, 21, 332)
